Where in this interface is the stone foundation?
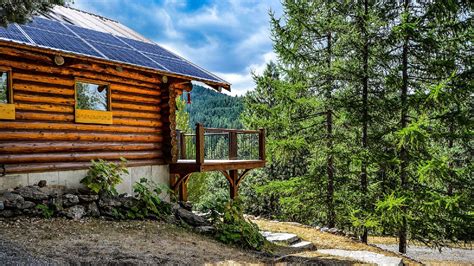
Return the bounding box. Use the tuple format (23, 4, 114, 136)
(0, 165, 170, 195)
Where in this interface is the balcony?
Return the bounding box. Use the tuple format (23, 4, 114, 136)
(170, 124, 266, 200)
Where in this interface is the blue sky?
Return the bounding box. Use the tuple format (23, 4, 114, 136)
(73, 0, 283, 95)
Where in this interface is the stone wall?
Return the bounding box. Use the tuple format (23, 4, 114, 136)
(0, 165, 170, 196)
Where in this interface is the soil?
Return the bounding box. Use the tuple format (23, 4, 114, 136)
(0, 218, 358, 265)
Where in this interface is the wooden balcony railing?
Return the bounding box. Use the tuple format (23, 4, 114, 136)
(176, 123, 265, 164)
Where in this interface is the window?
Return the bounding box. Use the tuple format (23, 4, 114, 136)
(0, 68, 14, 120)
(0, 71, 9, 104)
(75, 80, 112, 124)
(76, 81, 109, 111)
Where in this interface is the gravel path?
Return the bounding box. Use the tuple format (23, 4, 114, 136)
(0, 237, 57, 265)
(376, 244, 474, 264)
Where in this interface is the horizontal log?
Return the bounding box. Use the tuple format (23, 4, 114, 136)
(113, 110, 161, 120)
(15, 103, 74, 113)
(0, 121, 160, 134)
(0, 46, 53, 63)
(113, 117, 163, 127)
(1, 57, 159, 89)
(14, 82, 75, 96)
(16, 111, 74, 122)
(112, 83, 161, 97)
(112, 102, 160, 112)
(13, 72, 74, 87)
(0, 131, 163, 143)
(0, 150, 163, 164)
(0, 141, 162, 154)
(111, 93, 161, 104)
(3, 159, 166, 174)
(68, 62, 162, 85)
(14, 93, 75, 105)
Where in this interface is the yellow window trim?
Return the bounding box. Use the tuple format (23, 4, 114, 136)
(0, 66, 15, 120)
(74, 78, 113, 125)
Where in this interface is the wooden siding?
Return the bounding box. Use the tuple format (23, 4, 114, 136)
(0, 44, 181, 174)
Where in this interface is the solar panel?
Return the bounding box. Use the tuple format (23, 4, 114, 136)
(0, 16, 228, 86)
(146, 54, 218, 81)
(26, 17, 72, 35)
(21, 27, 103, 58)
(68, 25, 127, 47)
(0, 25, 31, 43)
(92, 42, 166, 70)
(119, 37, 180, 60)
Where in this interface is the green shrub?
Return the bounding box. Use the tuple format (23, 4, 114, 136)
(132, 177, 171, 218)
(215, 198, 267, 251)
(36, 204, 54, 219)
(81, 158, 128, 195)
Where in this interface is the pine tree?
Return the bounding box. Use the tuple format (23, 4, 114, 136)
(0, 0, 67, 27)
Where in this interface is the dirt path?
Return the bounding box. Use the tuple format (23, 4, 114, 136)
(253, 218, 420, 265)
(0, 218, 360, 265)
(375, 244, 474, 265)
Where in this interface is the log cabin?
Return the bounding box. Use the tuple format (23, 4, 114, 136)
(0, 6, 265, 201)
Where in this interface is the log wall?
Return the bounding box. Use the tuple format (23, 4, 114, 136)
(0, 44, 180, 174)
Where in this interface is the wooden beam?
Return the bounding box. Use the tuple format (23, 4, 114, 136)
(195, 123, 205, 164)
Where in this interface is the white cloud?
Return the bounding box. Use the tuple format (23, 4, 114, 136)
(71, 0, 283, 96)
(218, 51, 277, 96)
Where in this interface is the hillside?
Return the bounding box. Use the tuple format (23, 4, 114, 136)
(183, 85, 244, 129)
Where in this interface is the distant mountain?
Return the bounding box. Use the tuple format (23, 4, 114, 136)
(182, 85, 243, 129)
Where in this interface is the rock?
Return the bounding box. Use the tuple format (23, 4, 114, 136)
(39, 187, 63, 198)
(86, 202, 100, 217)
(118, 196, 139, 208)
(64, 205, 85, 220)
(1, 209, 13, 218)
(327, 228, 344, 235)
(13, 186, 48, 201)
(320, 227, 329, 232)
(18, 201, 35, 210)
(49, 197, 63, 211)
(0, 201, 4, 210)
(179, 201, 193, 211)
(195, 226, 216, 234)
(62, 194, 79, 207)
(1, 192, 25, 208)
(98, 196, 122, 208)
(290, 241, 315, 250)
(78, 194, 99, 202)
(261, 231, 300, 245)
(37, 180, 47, 188)
(175, 207, 209, 227)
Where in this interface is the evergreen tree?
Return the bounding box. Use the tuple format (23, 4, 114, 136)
(0, 0, 67, 27)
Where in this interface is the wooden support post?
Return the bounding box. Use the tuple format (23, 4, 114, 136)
(229, 169, 239, 199)
(195, 123, 204, 164)
(259, 128, 266, 161)
(229, 132, 238, 160)
(180, 131, 186, 159)
(178, 181, 188, 202)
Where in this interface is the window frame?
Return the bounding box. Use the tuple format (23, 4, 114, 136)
(0, 66, 13, 104)
(74, 78, 113, 125)
(0, 66, 15, 120)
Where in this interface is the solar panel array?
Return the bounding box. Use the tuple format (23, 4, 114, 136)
(0, 17, 227, 85)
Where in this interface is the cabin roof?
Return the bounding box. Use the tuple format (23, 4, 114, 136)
(0, 6, 230, 90)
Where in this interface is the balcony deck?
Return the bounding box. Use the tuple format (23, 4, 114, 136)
(170, 124, 266, 201)
(170, 159, 265, 175)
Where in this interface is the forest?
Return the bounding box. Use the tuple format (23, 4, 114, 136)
(184, 0, 473, 254)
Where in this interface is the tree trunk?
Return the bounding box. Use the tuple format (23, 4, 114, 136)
(360, 0, 370, 244)
(326, 31, 336, 228)
(398, 0, 410, 254)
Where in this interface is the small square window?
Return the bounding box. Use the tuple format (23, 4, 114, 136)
(0, 68, 15, 120)
(76, 81, 109, 111)
(0, 71, 10, 104)
(75, 80, 112, 125)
